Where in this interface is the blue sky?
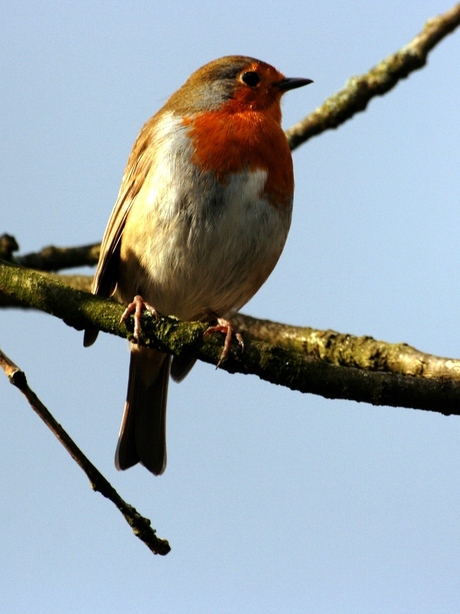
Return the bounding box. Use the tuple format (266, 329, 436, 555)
(1, 2, 460, 612)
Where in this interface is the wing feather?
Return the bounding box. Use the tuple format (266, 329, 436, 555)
(91, 117, 157, 297)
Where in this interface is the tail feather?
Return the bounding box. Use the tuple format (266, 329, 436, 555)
(83, 328, 99, 347)
(115, 346, 170, 475)
(170, 355, 197, 383)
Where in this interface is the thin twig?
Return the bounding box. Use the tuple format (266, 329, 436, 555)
(0, 347, 170, 556)
(286, 3, 460, 149)
(0, 234, 100, 272)
(16, 243, 101, 271)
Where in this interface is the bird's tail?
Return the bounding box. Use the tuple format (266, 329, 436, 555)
(115, 345, 170, 475)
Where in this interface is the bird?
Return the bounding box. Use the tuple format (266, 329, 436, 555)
(84, 55, 312, 476)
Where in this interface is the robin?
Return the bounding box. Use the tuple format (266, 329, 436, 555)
(84, 56, 312, 475)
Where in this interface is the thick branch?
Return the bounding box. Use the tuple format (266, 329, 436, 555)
(2, 266, 459, 383)
(0, 347, 170, 556)
(286, 3, 460, 149)
(2, 261, 460, 415)
(230, 314, 460, 380)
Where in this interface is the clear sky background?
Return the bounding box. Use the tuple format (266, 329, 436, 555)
(1, 2, 460, 612)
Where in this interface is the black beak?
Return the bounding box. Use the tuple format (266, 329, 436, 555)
(276, 77, 313, 91)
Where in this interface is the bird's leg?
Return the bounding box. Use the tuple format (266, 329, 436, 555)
(120, 294, 158, 342)
(204, 316, 244, 368)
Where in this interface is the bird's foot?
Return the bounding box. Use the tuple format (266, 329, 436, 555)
(204, 317, 244, 368)
(120, 295, 158, 342)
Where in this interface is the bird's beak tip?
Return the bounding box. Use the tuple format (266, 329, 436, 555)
(276, 77, 313, 91)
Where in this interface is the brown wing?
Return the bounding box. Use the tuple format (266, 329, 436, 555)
(83, 118, 156, 347)
(91, 117, 157, 298)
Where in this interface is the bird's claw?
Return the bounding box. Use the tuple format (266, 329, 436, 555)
(120, 294, 158, 342)
(204, 317, 244, 368)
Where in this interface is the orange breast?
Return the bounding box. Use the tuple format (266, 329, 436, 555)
(182, 107, 294, 209)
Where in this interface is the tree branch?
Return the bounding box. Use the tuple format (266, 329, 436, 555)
(2, 260, 460, 415)
(286, 3, 460, 149)
(230, 314, 460, 380)
(0, 233, 100, 272)
(0, 347, 170, 556)
(15, 242, 100, 271)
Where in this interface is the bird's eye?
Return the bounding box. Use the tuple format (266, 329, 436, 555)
(241, 71, 261, 87)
